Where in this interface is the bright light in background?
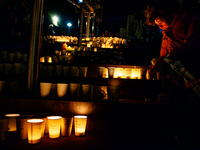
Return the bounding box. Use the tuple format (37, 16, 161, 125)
(67, 22, 72, 36)
(52, 16, 59, 26)
(78, 0, 83, 3)
(67, 22, 72, 27)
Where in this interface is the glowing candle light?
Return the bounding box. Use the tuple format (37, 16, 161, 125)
(131, 68, 140, 79)
(27, 119, 44, 144)
(5, 114, 20, 132)
(74, 115, 87, 136)
(47, 116, 62, 139)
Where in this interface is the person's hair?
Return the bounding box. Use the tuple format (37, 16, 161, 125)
(143, 0, 181, 26)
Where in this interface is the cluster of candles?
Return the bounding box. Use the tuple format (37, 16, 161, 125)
(47, 36, 78, 43)
(1, 114, 87, 144)
(46, 36, 127, 49)
(98, 66, 144, 79)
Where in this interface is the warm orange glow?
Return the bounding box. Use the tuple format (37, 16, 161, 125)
(40, 57, 45, 63)
(74, 115, 87, 136)
(131, 68, 140, 79)
(102, 68, 108, 78)
(124, 68, 132, 79)
(48, 57, 52, 63)
(27, 119, 44, 144)
(94, 48, 97, 52)
(47, 116, 62, 138)
(114, 68, 123, 78)
(5, 114, 20, 132)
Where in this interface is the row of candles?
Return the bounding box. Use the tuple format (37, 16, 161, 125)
(1, 114, 87, 144)
(47, 36, 126, 45)
(40, 82, 120, 101)
(40, 63, 147, 79)
(1, 51, 28, 62)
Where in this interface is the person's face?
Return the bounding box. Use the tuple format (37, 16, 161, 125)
(154, 17, 170, 30)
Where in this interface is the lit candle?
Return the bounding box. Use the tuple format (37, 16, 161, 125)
(74, 115, 87, 136)
(131, 68, 140, 79)
(27, 119, 44, 144)
(5, 114, 20, 132)
(47, 116, 62, 139)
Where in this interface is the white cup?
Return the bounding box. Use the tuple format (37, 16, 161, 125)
(13, 63, 22, 75)
(62, 56, 68, 63)
(107, 67, 115, 78)
(40, 82, 52, 99)
(4, 63, 13, 74)
(58, 56, 63, 63)
(57, 83, 68, 99)
(61, 117, 73, 136)
(52, 55, 58, 63)
(63, 66, 70, 76)
(70, 66, 79, 77)
(22, 53, 27, 62)
(82, 84, 91, 101)
(15, 52, 22, 62)
(97, 66, 105, 78)
(9, 53, 15, 62)
(16, 118, 28, 140)
(47, 65, 54, 76)
(55, 65, 62, 76)
(69, 83, 80, 100)
(0, 118, 9, 140)
(79, 67, 87, 77)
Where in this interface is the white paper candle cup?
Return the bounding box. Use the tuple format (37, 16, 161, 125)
(74, 115, 87, 136)
(93, 86, 108, 101)
(13, 63, 22, 75)
(63, 66, 70, 76)
(107, 67, 115, 78)
(70, 66, 79, 77)
(0, 63, 4, 74)
(9, 53, 15, 62)
(61, 117, 73, 137)
(47, 116, 62, 139)
(47, 65, 54, 76)
(97, 66, 105, 78)
(57, 83, 68, 99)
(4, 63, 13, 74)
(82, 84, 91, 101)
(0, 81, 7, 97)
(2, 51, 8, 56)
(55, 65, 62, 76)
(62, 50, 66, 55)
(124, 68, 132, 79)
(27, 119, 44, 144)
(31, 116, 46, 138)
(0, 118, 9, 140)
(15, 52, 22, 62)
(52, 55, 58, 63)
(44, 56, 50, 63)
(40, 82, 52, 99)
(69, 83, 80, 100)
(62, 56, 68, 63)
(79, 67, 87, 77)
(22, 53, 27, 62)
(107, 86, 120, 102)
(16, 118, 28, 140)
(58, 56, 63, 63)
(5, 114, 20, 132)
